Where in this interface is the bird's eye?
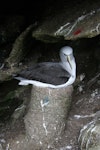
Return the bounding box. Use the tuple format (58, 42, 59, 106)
(64, 53, 66, 56)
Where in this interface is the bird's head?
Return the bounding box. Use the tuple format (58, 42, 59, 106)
(60, 46, 76, 77)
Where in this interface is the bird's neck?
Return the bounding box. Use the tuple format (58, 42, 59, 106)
(61, 60, 76, 78)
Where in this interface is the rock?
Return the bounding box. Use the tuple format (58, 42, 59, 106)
(1, 1, 100, 82)
(6, 24, 37, 67)
(0, 24, 40, 82)
(0, 15, 28, 81)
(32, 1, 100, 42)
(0, 15, 26, 45)
(4, 85, 73, 150)
(0, 83, 31, 123)
(78, 116, 100, 150)
(24, 85, 73, 149)
(0, 144, 3, 150)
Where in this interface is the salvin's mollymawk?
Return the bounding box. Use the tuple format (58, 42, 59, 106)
(14, 46, 76, 88)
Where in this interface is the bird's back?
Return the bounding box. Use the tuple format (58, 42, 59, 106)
(16, 62, 70, 85)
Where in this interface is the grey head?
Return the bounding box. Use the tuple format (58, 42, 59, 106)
(60, 46, 76, 77)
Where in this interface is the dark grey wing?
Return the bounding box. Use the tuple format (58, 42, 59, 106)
(17, 62, 70, 85)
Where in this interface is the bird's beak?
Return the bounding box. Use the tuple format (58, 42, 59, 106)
(67, 55, 72, 69)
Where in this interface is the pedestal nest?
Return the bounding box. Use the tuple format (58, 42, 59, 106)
(6, 85, 73, 150)
(24, 85, 73, 149)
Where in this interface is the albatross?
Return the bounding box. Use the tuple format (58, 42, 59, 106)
(14, 46, 76, 88)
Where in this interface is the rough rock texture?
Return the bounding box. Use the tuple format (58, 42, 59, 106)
(78, 115, 100, 150)
(3, 85, 73, 150)
(6, 24, 36, 67)
(1, 1, 100, 82)
(0, 1, 100, 150)
(24, 85, 73, 149)
(32, 1, 100, 42)
(0, 51, 99, 149)
(0, 24, 40, 82)
(0, 15, 26, 45)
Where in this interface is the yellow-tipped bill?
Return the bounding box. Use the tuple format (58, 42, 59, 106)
(67, 55, 72, 69)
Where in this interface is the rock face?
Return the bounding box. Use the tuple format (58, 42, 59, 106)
(78, 115, 100, 150)
(24, 85, 73, 149)
(1, 1, 100, 82)
(32, 0, 100, 42)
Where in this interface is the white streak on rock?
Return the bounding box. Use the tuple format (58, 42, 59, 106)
(55, 23, 70, 35)
(90, 23, 100, 34)
(65, 15, 86, 36)
(81, 124, 94, 150)
(60, 145, 72, 150)
(0, 63, 4, 70)
(79, 73, 85, 81)
(40, 141, 42, 145)
(86, 125, 96, 150)
(40, 100, 48, 136)
(78, 121, 94, 143)
(55, 9, 100, 37)
(6, 143, 10, 150)
(74, 114, 95, 119)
